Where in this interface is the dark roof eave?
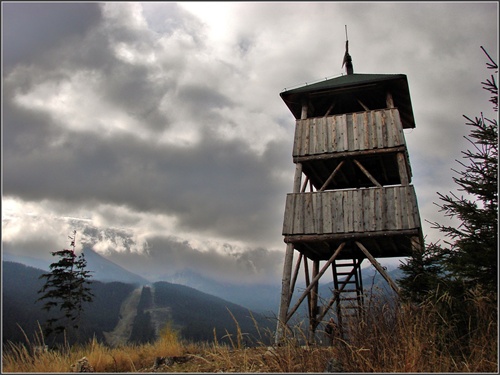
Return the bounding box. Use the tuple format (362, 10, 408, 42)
(279, 73, 416, 129)
(280, 73, 408, 97)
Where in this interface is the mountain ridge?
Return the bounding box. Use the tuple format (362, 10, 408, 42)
(3, 250, 404, 317)
(2, 261, 275, 347)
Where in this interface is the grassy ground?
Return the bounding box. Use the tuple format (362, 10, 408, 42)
(3, 295, 497, 373)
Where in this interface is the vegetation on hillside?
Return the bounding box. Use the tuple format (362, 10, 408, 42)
(2, 290, 497, 372)
(2, 261, 135, 347)
(37, 231, 94, 343)
(397, 46, 498, 370)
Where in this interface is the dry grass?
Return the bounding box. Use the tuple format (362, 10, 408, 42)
(3, 294, 497, 373)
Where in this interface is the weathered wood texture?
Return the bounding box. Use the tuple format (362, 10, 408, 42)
(282, 186, 421, 236)
(292, 108, 405, 157)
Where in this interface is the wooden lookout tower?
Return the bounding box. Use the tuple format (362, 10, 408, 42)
(275, 41, 424, 343)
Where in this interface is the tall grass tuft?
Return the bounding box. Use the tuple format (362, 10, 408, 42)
(333, 288, 498, 372)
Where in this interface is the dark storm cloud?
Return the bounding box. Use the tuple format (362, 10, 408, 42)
(98, 63, 173, 133)
(2, 1, 293, 248)
(2, 103, 291, 244)
(2, 2, 102, 71)
(2, 2, 498, 284)
(103, 234, 284, 284)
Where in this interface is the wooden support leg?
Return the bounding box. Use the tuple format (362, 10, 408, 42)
(276, 243, 295, 344)
(308, 260, 320, 343)
(397, 152, 409, 185)
(276, 160, 304, 343)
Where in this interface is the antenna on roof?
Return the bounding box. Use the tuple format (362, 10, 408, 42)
(342, 25, 354, 75)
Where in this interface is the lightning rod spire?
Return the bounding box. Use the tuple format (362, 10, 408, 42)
(342, 25, 354, 75)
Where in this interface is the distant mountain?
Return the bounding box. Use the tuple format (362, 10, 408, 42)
(2, 251, 50, 271)
(164, 265, 404, 317)
(83, 247, 150, 285)
(2, 261, 275, 347)
(163, 269, 280, 315)
(2, 248, 150, 286)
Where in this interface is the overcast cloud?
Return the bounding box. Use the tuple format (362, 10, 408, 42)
(2, 2, 498, 284)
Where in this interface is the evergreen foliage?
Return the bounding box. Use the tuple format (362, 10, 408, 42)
(397, 243, 445, 303)
(429, 46, 498, 298)
(37, 231, 95, 340)
(397, 48, 498, 360)
(3, 261, 135, 347)
(399, 47, 498, 303)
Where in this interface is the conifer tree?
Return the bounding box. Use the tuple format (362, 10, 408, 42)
(37, 231, 94, 340)
(397, 243, 445, 303)
(430, 47, 498, 298)
(399, 47, 498, 302)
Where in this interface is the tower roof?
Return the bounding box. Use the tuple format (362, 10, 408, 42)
(280, 73, 416, 129)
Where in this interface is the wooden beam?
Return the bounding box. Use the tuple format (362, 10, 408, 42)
(397, 152, 409, 185)
(324, 101, 336, 117)
(301, 101, 308, 119)
(386, 91, 395, 108)
(277, 110, 306, 342)
(309, 260, 320, 343)
(300, 176, 309, 193)
(286, 242, 346, 321)
(319, 160, 345, 191)
(356, 98, 370, 111)
(354, 241, 401, 295)
(304, 257, 312, 321)
(353, 159, 382, 188)
(311, 260, 320, 316)
(284, 229, 420, 243)
(276, 243, 295, 343)
(293, 163, 303, 192)
(289, 253, 303, 301)
(293, 146, 407, 163)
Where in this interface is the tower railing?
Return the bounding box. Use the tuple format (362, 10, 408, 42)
(293, 108, 405, 158)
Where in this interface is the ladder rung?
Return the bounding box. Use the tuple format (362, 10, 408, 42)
(340, 297, 361, 301)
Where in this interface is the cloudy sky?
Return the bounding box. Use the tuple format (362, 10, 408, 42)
(2, 2, 498, 285)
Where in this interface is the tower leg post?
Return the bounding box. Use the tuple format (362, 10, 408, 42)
(275, 243, 295, 344)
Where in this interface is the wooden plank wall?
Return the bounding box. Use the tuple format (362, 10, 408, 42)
(282, 186, 421, 235)
(292, 108, 405, 157)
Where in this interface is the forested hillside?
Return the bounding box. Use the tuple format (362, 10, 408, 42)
(152, 281, 274, 345)
(2, 261, 136, 346)
(2, 261, 275, 348)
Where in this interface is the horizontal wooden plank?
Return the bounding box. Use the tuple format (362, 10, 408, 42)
(292, 108, 406, 158)
(282, 186, 421, 236)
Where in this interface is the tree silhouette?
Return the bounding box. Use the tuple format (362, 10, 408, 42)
(430, 46, 498, 298)
(37, 231, 94, 340)
(399, 47, 498, 301)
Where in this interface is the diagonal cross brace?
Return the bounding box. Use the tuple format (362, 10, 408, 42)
(286, 242, 346, 322)
(355, 241, 400, 295)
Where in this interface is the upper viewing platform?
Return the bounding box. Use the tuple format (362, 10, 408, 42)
(292, 108, 405, 158)
(280, 73, 416, 129)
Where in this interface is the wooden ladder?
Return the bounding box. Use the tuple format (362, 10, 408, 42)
(332, 257, 364, 338)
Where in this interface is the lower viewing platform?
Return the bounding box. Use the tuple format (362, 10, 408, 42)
(282, 185, 423, 261)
